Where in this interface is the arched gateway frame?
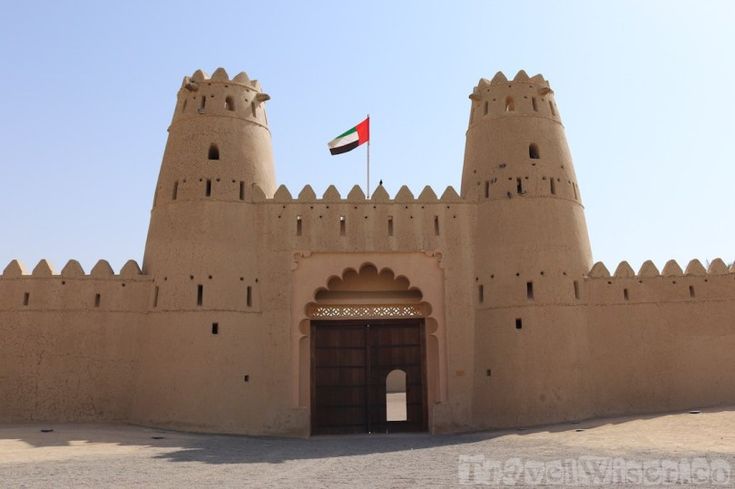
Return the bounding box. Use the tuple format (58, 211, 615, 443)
(291, 252, 447, 435)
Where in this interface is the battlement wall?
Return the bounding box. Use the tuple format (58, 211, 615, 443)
(585, 258, 735, 305)
(0, 259, 152, 312)
(0, 258, 150, 423)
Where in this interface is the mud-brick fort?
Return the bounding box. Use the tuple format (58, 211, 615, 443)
(1, 68, 734, 436)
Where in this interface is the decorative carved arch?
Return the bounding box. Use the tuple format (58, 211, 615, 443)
(290, 252, 447, 432)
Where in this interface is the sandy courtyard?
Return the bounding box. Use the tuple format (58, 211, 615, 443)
(1, 407, 734, 488)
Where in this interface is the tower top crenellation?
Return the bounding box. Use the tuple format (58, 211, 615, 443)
(182, 67, 265, 92)
(470, 70, 552, 101)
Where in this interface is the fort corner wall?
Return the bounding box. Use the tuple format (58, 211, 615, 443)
(0, 259, 150, 422)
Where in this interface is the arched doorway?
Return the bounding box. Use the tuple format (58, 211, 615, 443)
(308, 264, 429, 434)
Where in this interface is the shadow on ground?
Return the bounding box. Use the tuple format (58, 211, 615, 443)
(1, 405, 732, 465)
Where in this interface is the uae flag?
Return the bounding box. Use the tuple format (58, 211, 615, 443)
(328, 117, 370, 155)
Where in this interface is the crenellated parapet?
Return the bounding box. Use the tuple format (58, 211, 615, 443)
(0, 259, 152, 312)
(585, 258, 735, 305)
(171, 67, 270, 127)
(468, 70, 559, 125)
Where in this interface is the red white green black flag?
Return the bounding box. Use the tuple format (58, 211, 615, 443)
(328, 117, 370, 155)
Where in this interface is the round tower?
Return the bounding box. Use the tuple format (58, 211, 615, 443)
(133, 69, 285, 435)
(463, 70, 592, 278)
(465, 70, 594, 429)
(143, 67, 276, 276)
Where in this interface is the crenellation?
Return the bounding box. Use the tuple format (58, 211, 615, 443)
(662, 259, 684, 276)
(685, 259, 707, 275)
(3, 259, 26, 277)
(32, 259, 54, 277)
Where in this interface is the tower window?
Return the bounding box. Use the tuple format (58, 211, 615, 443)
(205, 179, 212, 197)
(225, 96, 235, 111)
(478, 284, 484, 303)
(197, 284, 203, 306)
(182, 99, 188, 112)
(505, 96, 515, 112)
(94, 293, 101, 308)
(484, 181, 490, 198)
(573, 280, 580, 300)
(296, 215, 302, 236)
(550, 178, 556, 195)
(623, 288, 629, 301)
(388, 216, 394, 236)
(208, 144, 219, 160)
(529, 144, 540, 159)
(483, 101, 488, 115)
(239, 181, 245, 200)
(689, 285, 695, 298)
(572, 183, 578, 200)
(23, 292, 29, 306)
(526, 281, 534, 300)
(200, 95, 206, 110)
(251, 102, 256, 117)
(434, 216, 440, 236)
(172, 181, 179, 200)
(246, 286, 252, 307)
(153, 286, 159, 308)
(211, 323, 219, 335)
(516, 177, 523, 194)
(515, 318, 523, 329)
(549, 101, 556, 116)
(339, 216, 346, 236)
(531, 97, 538, 112)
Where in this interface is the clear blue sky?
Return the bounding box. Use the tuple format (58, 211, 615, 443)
(1, 0, 734, 272)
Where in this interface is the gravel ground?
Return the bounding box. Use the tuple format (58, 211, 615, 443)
(1, 408, 734, 488)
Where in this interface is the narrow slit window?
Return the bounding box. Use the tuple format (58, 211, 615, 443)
(251, 102, 256, 117)
(478, 284, 484, 303)
(208, 144, 219, 160)
(549, 100, 556, 116)
(225, 96, 235, 111)
(531, 97, 538, 112)
(153, 286, 159, 308)
(205, 179, 212, 197)
(94, 293, 101, 308)
(239, 181, 245, 200)
(516, 177, 523, 194)
(689, 285, 695, 298)
(572, 183, 578, 200)
(484, 181, 490, 198)
(172, 180, 179, 200)
(23, 292, 29, 306)
(246, 286, 252, 307)
(182, 99, 188, 112)
(529, 144, 540, 159)
(197, 284, 203, 306)
(515, 318, 523, 329)
(433, 216, 440, 236)
(505, 96, 515, 112)
(339, 216, 346, 236)
(483, 101, 488, 115)
(296, 215, 302, 236)
(623, 288, 629, 301)
(387, 216, 394, 236)
(211, 323, 219, 335)
(573, 280, 580, 300)
(526, 281, 534, 300)
(550, 178, 556, 195)
(200, 95, 206, 110)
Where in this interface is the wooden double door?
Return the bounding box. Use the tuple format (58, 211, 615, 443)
(311, 319, 428, 435)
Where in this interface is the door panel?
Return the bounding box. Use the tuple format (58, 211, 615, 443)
(311, 319, 427, 435)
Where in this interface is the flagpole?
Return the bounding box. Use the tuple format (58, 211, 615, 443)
(366, 114, 370, 199)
